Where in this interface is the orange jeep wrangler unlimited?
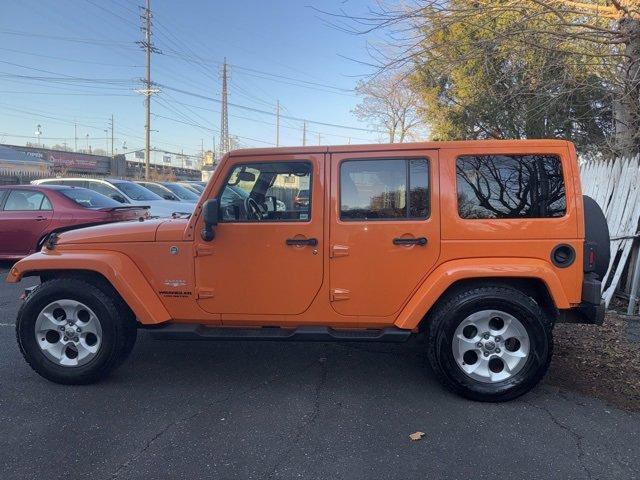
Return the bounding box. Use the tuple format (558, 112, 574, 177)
(7, 140, 609, 401)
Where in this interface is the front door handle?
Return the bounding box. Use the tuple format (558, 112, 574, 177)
(393, 237, 427, 246)
(286, 238, 318, 246)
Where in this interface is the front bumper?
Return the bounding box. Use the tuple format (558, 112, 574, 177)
(559, 300, 606, 325)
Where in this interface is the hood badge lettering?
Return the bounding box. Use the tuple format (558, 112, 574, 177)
(164, 279, 187, 287)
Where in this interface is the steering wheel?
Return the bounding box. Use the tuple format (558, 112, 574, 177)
(244, 197, 262, 221)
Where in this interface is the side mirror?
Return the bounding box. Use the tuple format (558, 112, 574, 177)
(201, 198, 219, 241)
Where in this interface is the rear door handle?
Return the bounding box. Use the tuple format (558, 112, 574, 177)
(286, 238, 318, 246)
(35, 216, 47, 222)
(393, 237, 427, 246)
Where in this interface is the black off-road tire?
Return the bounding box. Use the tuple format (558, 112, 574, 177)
(16, 278, 137, 385)
(427, 285, 553, 402)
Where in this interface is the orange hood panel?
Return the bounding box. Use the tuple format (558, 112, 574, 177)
(57, 219, 165, 244)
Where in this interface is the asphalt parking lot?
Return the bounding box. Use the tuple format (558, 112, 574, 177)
(1, 265, 639, 480)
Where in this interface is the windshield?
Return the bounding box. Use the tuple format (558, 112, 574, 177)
(112, 181, 162, 201)
(162, 182, 200, 201)
(61, 188, 122, 209)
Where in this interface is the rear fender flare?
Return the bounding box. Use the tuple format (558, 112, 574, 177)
(6, 251, 170, 325)
(394, 258, 570, 330)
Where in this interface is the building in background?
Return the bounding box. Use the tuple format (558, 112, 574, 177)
(0, 144, 201, 184)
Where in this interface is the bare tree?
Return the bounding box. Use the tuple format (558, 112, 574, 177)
(325, 0, 640, 157)
(353, 72, 425, 143)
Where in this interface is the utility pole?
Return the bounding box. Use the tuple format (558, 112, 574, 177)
(219, 58, 229, 157)
(302, 121, 307, 146)
(104, 129, 109, 153)
(138, 0, 160, 179)
(74, 122, 77, 152)
(276, 99, 280, 147)
(110, 114, 114, 156)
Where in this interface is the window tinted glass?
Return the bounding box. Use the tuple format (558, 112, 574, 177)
(140, 182, 178, 200)
(162, 182, 200, 201)
(457, 155, 566, 219)
(4, 190, 48, 211)
(112, 181, 161, 201)
(87, 181, 123, 201)
(61, 188, 121, 209)
(40, 195, 52, 210)
(220, 162, 311, 222)
(340, 159, 430, 220)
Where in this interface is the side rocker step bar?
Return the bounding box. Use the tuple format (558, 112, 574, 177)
(147, 324, 412, 343)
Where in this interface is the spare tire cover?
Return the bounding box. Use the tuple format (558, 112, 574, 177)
(583, 195, 610, 278)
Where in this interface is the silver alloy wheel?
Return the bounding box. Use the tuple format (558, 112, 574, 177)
(34, 299, 103, 367)
(452, 310, 530, 383)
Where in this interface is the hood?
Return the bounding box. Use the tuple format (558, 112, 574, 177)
(57, 218, 166, 245)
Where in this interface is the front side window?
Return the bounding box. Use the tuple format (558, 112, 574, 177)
(340, 159, 430, 220)
(456, 155, 566, 219)
(3, 190, 51, 211)
(112, 181, 161, 201)
(219, 162, 312, 222)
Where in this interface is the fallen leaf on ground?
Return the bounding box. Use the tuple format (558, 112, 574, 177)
(409, 431, 425, 441)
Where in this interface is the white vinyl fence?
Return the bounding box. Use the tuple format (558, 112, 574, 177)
(580, 155, 640, 313)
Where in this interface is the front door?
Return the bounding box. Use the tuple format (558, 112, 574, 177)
(329, 150, 440, 317)
(195, 153, 324, 316)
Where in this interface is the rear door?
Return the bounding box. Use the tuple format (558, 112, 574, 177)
(329, 149, 440, 317)
(194, 153, 324, 316)
(0, 189, 53, 256)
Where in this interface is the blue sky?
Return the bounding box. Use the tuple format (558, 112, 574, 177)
(0, 0, 383, 158)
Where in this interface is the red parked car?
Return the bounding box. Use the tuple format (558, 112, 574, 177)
(0, 185, 149, 260)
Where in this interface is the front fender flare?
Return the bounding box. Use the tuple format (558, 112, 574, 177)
(394, 258, 570, 330)
(6, 251, 171, 325)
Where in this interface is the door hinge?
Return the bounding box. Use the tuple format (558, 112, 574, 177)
(196, 245, 213, 257)
(197, 288, 214, 299)
(330, 288, 350, 301)
(330, 245, 349, 258)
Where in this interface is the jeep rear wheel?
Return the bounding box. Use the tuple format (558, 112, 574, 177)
(427, 285, 553, 402)
(16, 278, 137, 385)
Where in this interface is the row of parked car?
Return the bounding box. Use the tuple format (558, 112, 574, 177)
(0, 177, 206, 260)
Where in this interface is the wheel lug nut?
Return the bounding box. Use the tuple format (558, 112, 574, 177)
(59, 326, 65, 331)
(483, 352, 489, 357)
(483, 333, 490, 340)
(476, 342, 483, 348)
(76, 327, 81, 332)
(63, 336, 68, 341)
(496, 348, 501, 353)
(495, 336, 501, 342)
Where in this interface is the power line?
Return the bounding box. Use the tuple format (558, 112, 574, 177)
(0, 47, 142, 68)
(152, 113, 275, 146)
(157, 82, 381, 133)
(0, 29, 136, 47)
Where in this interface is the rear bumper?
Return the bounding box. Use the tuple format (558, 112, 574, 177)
(557, 272, 605, 325)
(559, 301, 606, 325)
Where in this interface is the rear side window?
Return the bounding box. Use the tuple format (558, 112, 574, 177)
(3, 190, 51, 211)
(456, 155, 566, 219)
(340, 159, 430, 220)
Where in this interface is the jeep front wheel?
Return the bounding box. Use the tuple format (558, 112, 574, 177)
(16, 278, 137, 385)
(427, 285, 553, 402)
